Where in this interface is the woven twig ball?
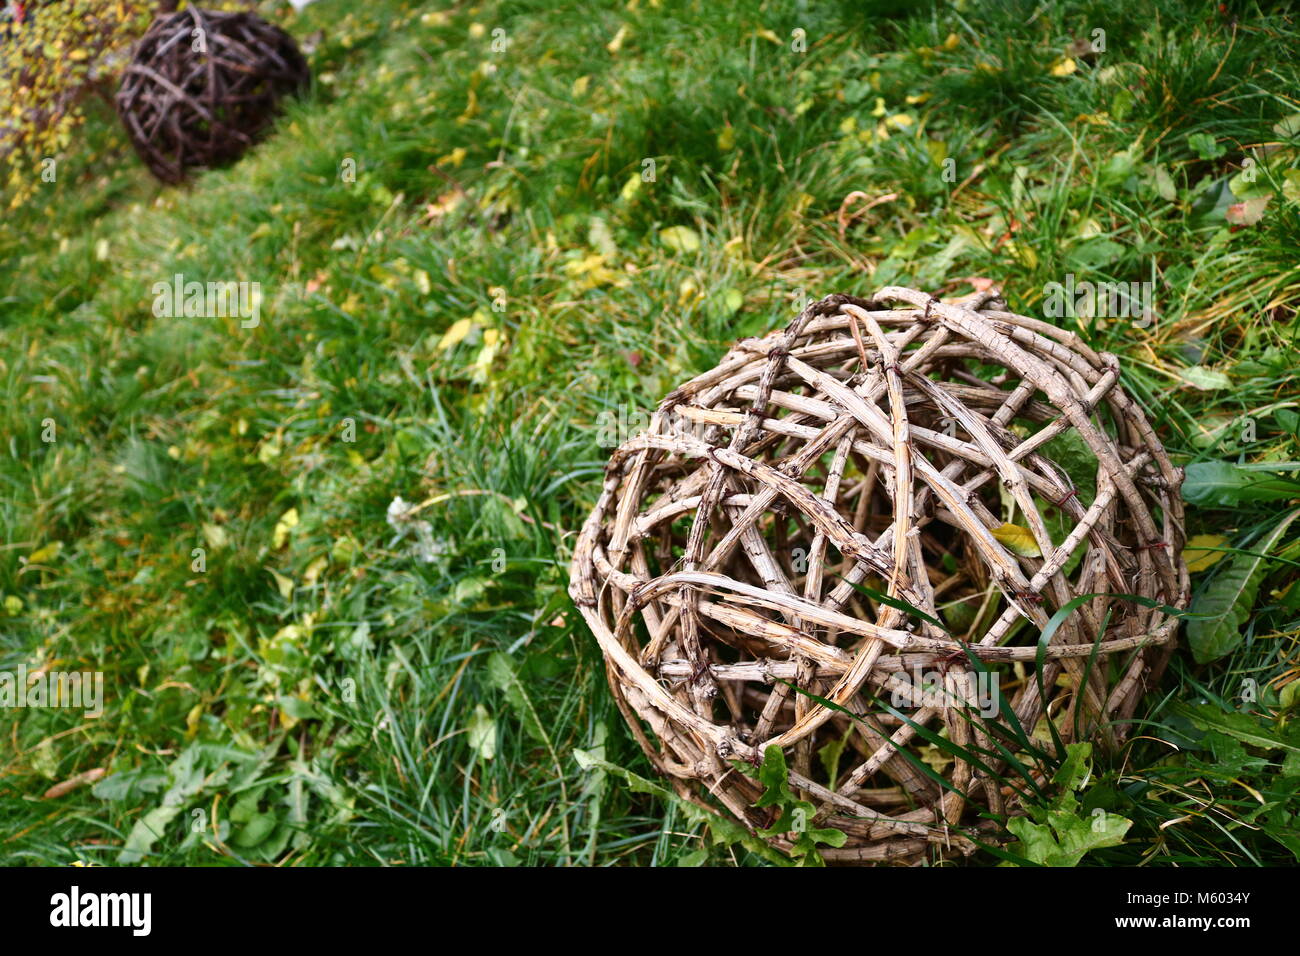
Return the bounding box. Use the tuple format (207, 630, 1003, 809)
(570, 286, 1189, 864)
(115, 7, 309, 184)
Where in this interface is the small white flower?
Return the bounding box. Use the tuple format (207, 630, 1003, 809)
(386, 495, 416, 529)
(386, 496, 446, 563)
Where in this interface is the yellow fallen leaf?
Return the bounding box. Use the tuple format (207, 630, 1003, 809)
(1050, 57, 1078, 77)
(563, 253, 624, 289)
(919, 743, 954, 773)
(1184, 534, 1228, 573)
(202, 523, 229, 550)
(304, 555, 329, 587)
(473, 328, 504, 383)
(437, 147, 467, 168)
(269, 569, 295, 599)
(438, 317, 475, 350)
(571, 75, 590, 97)
(257, 433, 283, 464)
(942, 32, 960, 51)
(716, 125, 736, 151)
(29, 541, 63, 564)
(991, 522, 1041, 557)
(606, 25, 629, 54)
(659, 225, 700, 253)
(272, 624, 304, 645)
(273, 508, 299, 550)
(457, 87, 479, 124)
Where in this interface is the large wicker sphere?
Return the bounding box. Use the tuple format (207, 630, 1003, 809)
(570, 286, 1189, 864)
(115, 8, 309, 184)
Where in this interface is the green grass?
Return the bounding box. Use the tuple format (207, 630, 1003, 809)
(2, 0, 1299, 865)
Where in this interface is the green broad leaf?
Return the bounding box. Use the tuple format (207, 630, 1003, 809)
(1052, 742, 1093, 791)
(1110, 87, 1134, 122)
(753, 745, 797, 809)
(941, 597, 979, 633)
(1274, 113, 1300, 139)
(1189, 132, 1226, 161)
(486, 652, 548, 744)
(1182, 461, 1300, 506)
(1188, 731, 1271, 776)
(118, 806, 183, 865)
(798, 824, 849, 855)
(1275, 409, 1300, 437)
(1153, 163, 1177, 201)
(720, 287, 743, 314)
(1064, 237, 1125, 270)
(1284, 170, 1300, 204)
(1039, 428, 1098, 507)
(92, 769, 166, 803)
(1005, 805, 1131, 866)
(818, 734, 850, 787)
(1097, 152, 1138, 190)
(748, 746, 847, 862)
(1227, 150, 1291, 200)
(1187, 510, 1299, 663)
(276, 695, 317, 720)
(1179, 365, 1233, 390)
(116, 749, 230, 863)
(234, 812, 279, 848)
(1174, 703, 1300, 755)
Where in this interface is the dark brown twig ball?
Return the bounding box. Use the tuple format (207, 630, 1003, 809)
(115, 7, 308, 184)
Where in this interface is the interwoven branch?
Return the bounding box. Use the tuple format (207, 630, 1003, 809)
(570, 287, 1189, 864)
(115, 7, 308, 184)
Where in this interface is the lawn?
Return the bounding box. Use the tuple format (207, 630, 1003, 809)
(2, 0, 1299, 865)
